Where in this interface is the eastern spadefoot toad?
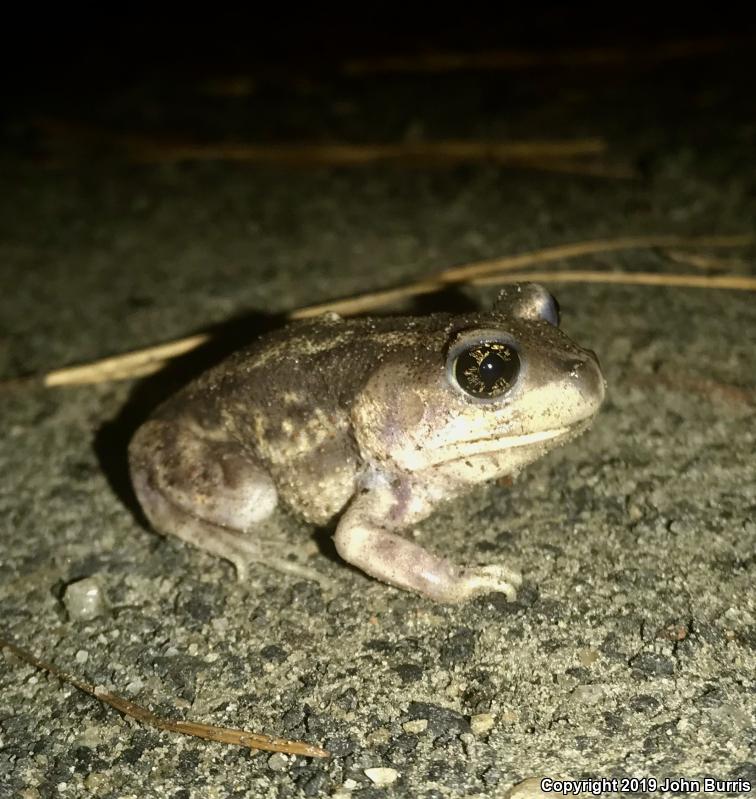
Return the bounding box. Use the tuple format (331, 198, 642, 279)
(129, 283, 605, 603)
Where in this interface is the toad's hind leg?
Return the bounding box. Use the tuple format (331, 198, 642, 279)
(129, 419, 319, 583)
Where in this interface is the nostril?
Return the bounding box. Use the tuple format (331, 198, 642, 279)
(585, 349, 601, 368)
(567, 354, 604, 392)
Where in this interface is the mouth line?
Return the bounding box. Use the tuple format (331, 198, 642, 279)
(427, 424, 581, 467)
(462, 426, 571, 449)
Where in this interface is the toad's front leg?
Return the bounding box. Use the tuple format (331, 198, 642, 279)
(333, 486, 521, 603)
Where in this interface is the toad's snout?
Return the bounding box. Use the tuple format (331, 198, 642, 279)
(569, 349, 606, 409)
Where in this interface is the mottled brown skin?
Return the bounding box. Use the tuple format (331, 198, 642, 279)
(129, 284, 605, 602)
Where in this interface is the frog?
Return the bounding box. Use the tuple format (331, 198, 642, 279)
(128, 283, 605, 603)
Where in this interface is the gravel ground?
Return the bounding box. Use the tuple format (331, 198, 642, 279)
(1, 17, 754, 799)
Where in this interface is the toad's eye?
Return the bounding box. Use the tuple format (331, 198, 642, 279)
(451, 341, 520, 398)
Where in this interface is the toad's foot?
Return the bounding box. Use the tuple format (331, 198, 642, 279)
(457, 564, 522, 602)
(334, 492, 522, 603)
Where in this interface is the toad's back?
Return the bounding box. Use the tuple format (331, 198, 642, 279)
(141, 312, 456, 523)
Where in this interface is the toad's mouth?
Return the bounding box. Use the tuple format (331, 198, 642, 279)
(429, 418, 593, 467)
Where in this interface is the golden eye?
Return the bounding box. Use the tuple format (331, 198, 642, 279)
(453, 342, 520, 398)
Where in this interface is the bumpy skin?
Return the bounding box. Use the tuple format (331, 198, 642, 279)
(129, 284, 605, 603)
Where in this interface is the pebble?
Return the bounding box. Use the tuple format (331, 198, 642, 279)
(470, 713, 495, 734)
(577, 648, 599, 666)
(267, 752, 290, 771)
(83, 773, 109, 793)
(364, 767, 399, 786)
(402, 719, 428, 734)
(505, 777, 552, 797)
(63, 577, 107, 621)
(125, 679, 144, 695)
(366, 727, 391, 745)
(570, 685, 603, 705)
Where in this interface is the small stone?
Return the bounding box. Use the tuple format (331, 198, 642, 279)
(577, 648, 599, 667)
(302, 772, 329, 795)
(77, 725, 109, 748)
(570, 685, 603, 705)
(402, 719, 428, 734)
(505, 776, 552, 797)
(267, 752, 289, 771)
(366, 727, 391, 745)
(63, 577, 107, 621)
(343, 778, 358, 790)
(630, 652, 675, 676)
(470, 713, 495, 734)
(125, 679, 144, 695)
(364, 767, 399, 786)
(406, 701, 470, 735)
(75, 649, 89, 664)
(83, 772, 108, 793)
